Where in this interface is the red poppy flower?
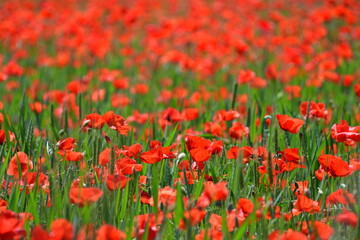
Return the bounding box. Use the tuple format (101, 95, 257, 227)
(49, 219, 73, 240)
(69, 187, 103, 207)
(313, 221, 333, 240)
(96, 224, 126, 240)
(197, 181, 229, 208)
(0, 210, 26, 240)
(336, 209, 358, 228)
(30, 102, 46, 114)
(280, 148, 300, 163)
(115, 157, 142, 175)
(150, 186, 177, 210)
(236, 198, 254, 216)
(58, 150, 84, 162)
(106, 174, 128, 191)
(103, 111, 130, 135)
(31, 225, 49, 240)
(277, 229, 307, 240)
(276, 114, 304, 134)
(229, 122, 249, 140)
(0, 199, 7, 212)
(179, 208, 207, 229)
(293, 195, 320, 213)
(0, 130, 15, 145)
(227, 146, 253, 160)
(182, 108, 199, 121)
(318, 155, 351, 178)
(83, 113, 105, 129)
(163, 107, 181, 123)
(7, 152, 32, 179)
(331, 120, 360, 144)
(57, 138, 76, 151)
(300, 101, 328, 119)
(326, 189, 355, 206)
(122, 143, 143, 158)
(135, 213, 162, 240)
(99, 148, 112, 166)
(140, 148, 163, 164)
(291, 181, 309, 196)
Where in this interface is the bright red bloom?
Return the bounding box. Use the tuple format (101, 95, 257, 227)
(49, 219, 73, 240)
(276, 114, 304, 134)
(140, 148, 163, 164)
(69, 187, 103, 207)
(182, 108, 199, 121)
(103, 111, 130, 135)
(227, 146, 254, 160)
(135, 213, 162, 240)
(163, 107, 181, 123)
(190, 148, 211, 162)
(277, 229, 307, 240)
(96, 224, 126, 240)
(293, 195, 320, 213)
(115, 157, 142, 175)
(331, 120, 360, 145)
(280, 148, 301, 163)
(106, 174, 128, 191)
(57, 138, 76, 150)
(7, 152, 32, 179)
(197, 181, 229, 208)
(318, 154, 351, 178)
(0, 210, 26, 240)
(229, 122, 249, 140)
(300, 101, 328, 119)
(313, 221, 333, 240)
(291, 181, 309, 196)
(179, 208, 207, 229)
(58, 150, 84, 162)
(236, 198, 254, 216)
(31, 225, 49, 240)
(150, 186, 177, 210)
(84, 113, 105, 129)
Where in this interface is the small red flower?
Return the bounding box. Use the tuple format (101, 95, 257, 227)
(276, 114, 304, 134)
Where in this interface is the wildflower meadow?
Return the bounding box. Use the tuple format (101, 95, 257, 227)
(0, 0, 359, 239)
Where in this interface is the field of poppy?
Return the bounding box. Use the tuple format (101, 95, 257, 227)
(0, 0, 360, 239)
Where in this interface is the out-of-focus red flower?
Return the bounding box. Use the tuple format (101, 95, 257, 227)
(197, 181, 228, 208)
(229, 122, 249, 140)
(83, 113, 105, 129)
(336, 209, 358, 228)
(49, 219, 73, 240)
(57, 138, 76, 151)
(31, 225, 49, 240)
(326, 189, 355, 206)
(312, 221, 333, 240)
(106, 174, 128, 191)
(300, 101, 328, 119)
(0, 210, 26, 240)
(7, 152, 32, 179)
(58, 150, 84, 162)
(96, 224, 126, 240)
(291, 181, 309, 196)
(69, 187, 103, 207)
(163, 107, 181, 123)
(30, 102, 46, 114)
(293, 195, 320, 213)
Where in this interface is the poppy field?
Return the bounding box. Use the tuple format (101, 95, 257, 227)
(1, 0, 360, 239)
